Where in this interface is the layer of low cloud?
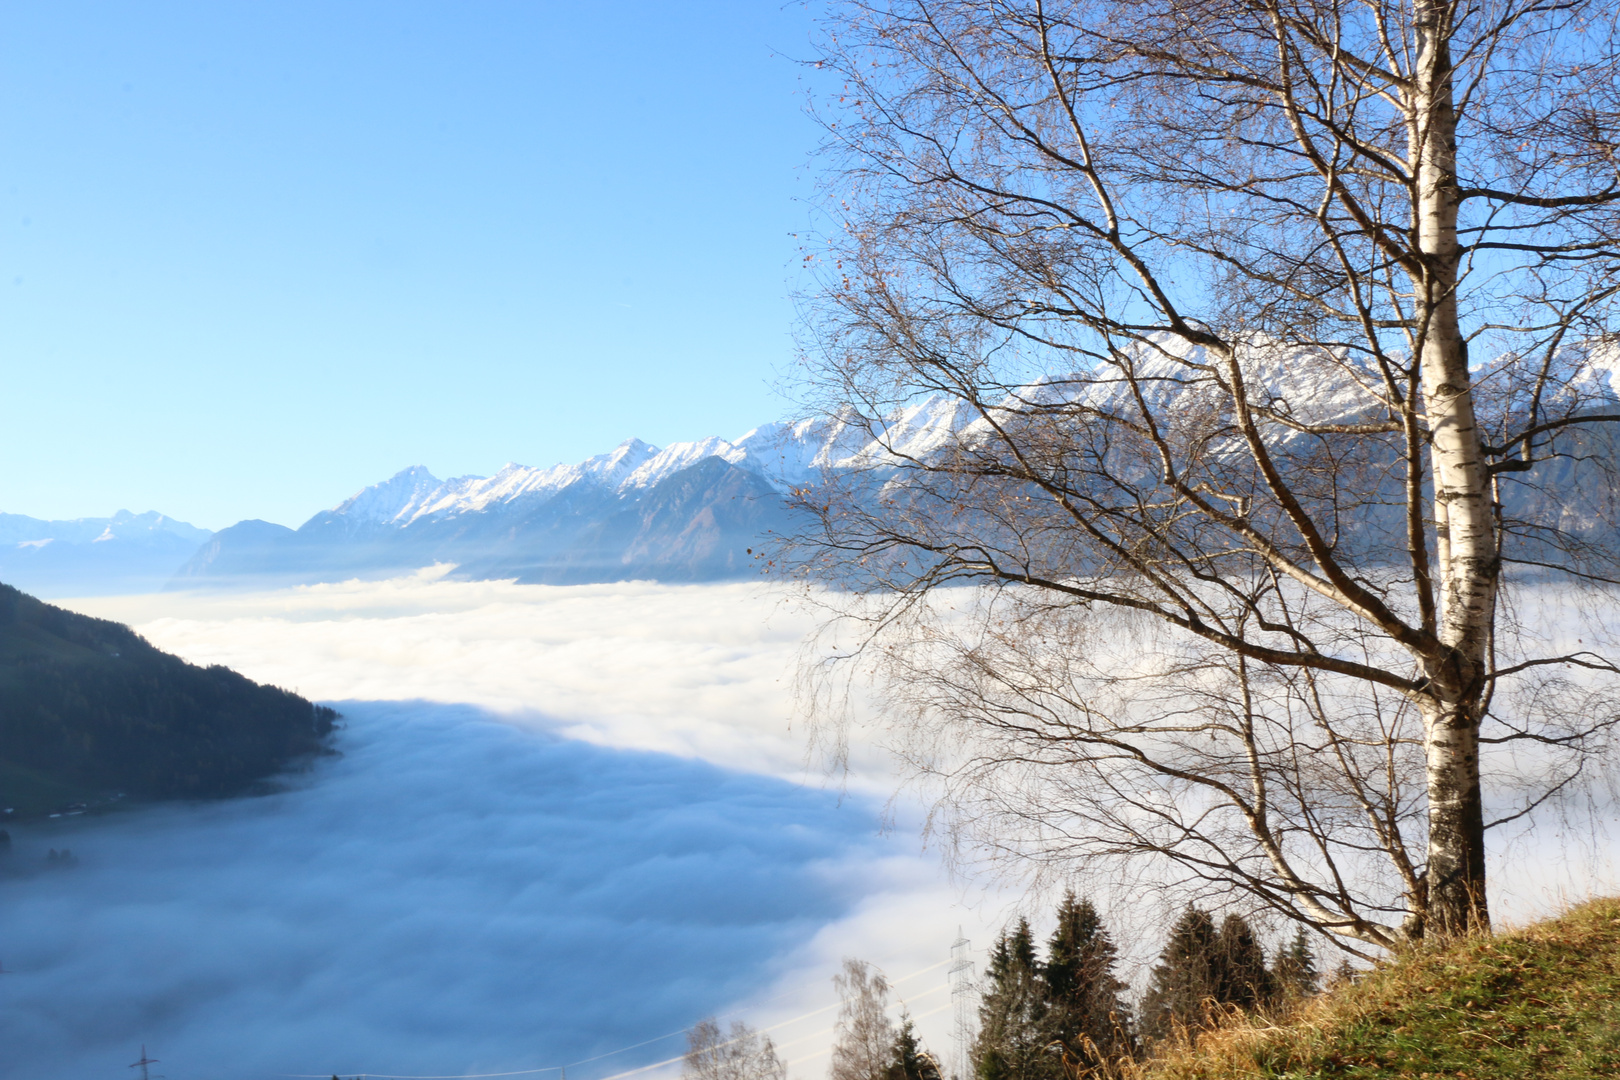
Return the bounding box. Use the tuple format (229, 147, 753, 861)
(1, 701, 962, 1080)
(73, 573, 888, 788)
(4, 578, 1012, 1080)
(9, 575, 1614, 1080)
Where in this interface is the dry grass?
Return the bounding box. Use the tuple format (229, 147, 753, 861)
(1126, 897, 1620, 1080)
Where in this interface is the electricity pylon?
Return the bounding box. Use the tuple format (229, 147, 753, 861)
(129, 1045, 162, 1080)
(948, 929, 975, 1080)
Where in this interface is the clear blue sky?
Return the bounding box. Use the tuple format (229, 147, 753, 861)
(1, 1, 824, 529)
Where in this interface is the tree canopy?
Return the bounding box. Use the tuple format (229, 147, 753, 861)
(972, 894, 1134, 1079)
(794, 0, 1620, 948)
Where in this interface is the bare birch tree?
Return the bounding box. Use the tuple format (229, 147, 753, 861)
(830, 959, 896, 1080)
(684, 1018, 787, 1080)
(792, 0, 1620, 950)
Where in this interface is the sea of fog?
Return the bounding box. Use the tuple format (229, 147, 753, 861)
(0, 577, 999, 1080)
(2, 573, 1616, 1080)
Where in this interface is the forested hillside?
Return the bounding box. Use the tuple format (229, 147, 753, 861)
(0, 582, 337, 818)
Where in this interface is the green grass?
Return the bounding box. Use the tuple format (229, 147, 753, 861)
(1139, 898, 1620, 1080)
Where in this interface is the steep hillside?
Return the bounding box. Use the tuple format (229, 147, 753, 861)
(1142, 898, 1620, 1079)
(0, 582, 337, 818)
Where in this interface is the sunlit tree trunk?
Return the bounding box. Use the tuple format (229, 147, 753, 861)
(795, 0, 1620, 953)
(1412, 0, 1494, 936)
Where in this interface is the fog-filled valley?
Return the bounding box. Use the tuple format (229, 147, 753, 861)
(18, 0, 1620, 1074)
(0, 578, 1003, 1080)
(5, 701, 900, 1078)
(3, 576, 1616, 1080)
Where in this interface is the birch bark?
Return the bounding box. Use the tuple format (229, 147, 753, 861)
(799, 0, 1620, 951)
(1411, 0, 1494, 935)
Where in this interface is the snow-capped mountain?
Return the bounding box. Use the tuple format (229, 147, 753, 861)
(166, 398, 1001, 590)
(0, 411, 962, 596)
(25, 333, 1620, 597)
(0, 511, 214, 597)
(311, 411, 967, 534)
(28, 344, 1428, 593)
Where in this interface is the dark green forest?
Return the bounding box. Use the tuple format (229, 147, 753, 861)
(0, 582, 337, 818)
(965, 894, 1322, 1079)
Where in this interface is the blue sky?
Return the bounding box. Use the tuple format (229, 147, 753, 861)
(1, 1, 822, 529)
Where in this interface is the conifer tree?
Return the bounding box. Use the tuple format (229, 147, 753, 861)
(886, 1014, 942, 1080)
(1214, 914, 1276, 1012)
(1138, 907, 1221, 1041)
(971, 919, 1050, 1080)
(1270, 928, 1319, 1001)
(1326, 959, 1358, 990)
(1040, 892, 1134, 1071)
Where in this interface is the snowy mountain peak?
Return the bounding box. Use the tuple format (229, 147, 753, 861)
(310, 385, 1005, 533)
(622, 436, 742, 490)
(582, 439, 661, 485)
(0, 509, 214, 547)
(330, 465, 447, 527)
(314, 400, 978, 532)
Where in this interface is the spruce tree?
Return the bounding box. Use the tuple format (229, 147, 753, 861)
(1040, 892, 1135, 1070)
(971, 919, 1050, 1080)
(886, 1014, 942, 1080)
(1138, 906, 1221, 1041)
(1270, 927, 1319, 1000)
(1214, 913, 1276, 1012)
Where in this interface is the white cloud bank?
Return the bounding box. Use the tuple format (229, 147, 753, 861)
(4, 574, 1613, 1080)
(1, 700, 948, 1079)
(1, 577, 1011, 1080)
(71, 572, 889, 786)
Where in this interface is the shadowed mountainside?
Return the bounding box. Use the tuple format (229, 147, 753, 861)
(174, 456, 794, 588)
(0, 582, 337, 818)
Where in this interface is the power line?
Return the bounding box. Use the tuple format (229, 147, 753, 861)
(759, 981, 951, 1054)
(286, 958, 957, 1080)
(782, 1000, 955, 1070)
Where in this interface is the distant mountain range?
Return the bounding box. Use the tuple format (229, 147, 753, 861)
(0, 510, 215, 597)
(0, 404, 973, 596)
(15, 336, 1616, 599)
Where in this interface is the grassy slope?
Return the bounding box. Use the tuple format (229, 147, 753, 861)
(1143, 898, 1620, 1080)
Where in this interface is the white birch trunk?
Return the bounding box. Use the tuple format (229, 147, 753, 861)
(1412, 0, 1493, 936)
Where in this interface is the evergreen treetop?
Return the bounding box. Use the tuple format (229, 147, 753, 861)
(973, 918, 1049, 1080)
(971, 896, 1136, 1080)
(1271, 927, 1320, 1000)
(1139, 906, 1223, 1042)
(1215, 913, 1276, 1012)
(1041, 891, 1134, 1071)
(885, 1015, 942, 1080)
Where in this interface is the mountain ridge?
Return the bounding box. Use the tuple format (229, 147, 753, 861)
(164, 411, 939, 590)
(20, 336, 1620, 597)
(0, 581, 337, 818)
(0, 510, 216, 597)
